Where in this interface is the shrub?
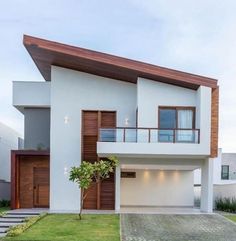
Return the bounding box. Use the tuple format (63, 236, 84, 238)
(215, 197, 236, 213)
(7, 212, 47, 237)
(0, 199, 10, 207)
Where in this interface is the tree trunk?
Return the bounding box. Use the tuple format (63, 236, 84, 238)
(79, 188, 84, 220)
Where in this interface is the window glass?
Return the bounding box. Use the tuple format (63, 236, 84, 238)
(159, 109, 176, 128)
(159, 107, 195, 143)
(221, 165, 229, 180)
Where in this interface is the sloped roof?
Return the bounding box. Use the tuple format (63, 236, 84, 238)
(23, 35, 218, 90)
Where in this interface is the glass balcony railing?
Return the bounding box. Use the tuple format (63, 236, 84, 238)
(99, 128, 200, 143)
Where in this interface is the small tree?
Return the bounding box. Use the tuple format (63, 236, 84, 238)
(69, 156, 118, 220)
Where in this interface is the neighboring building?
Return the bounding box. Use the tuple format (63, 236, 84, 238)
(0, 122, 22, 200)
(194, 149, 236, 206)
(194, 148, 236, 185)
(11, 35, 219, 213)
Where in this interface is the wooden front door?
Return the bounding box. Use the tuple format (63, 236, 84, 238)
(82, 111, 116, 210)
(18, 155, 49, 208)
(33, 167, 49, 207)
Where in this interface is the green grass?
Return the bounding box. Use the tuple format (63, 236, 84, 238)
(0, 207, 10, 214)
(225, 215, 236, 222)
(4, 214, 120, 241)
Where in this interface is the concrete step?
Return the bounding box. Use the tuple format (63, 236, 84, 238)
(0, 227, 8, 233)
(6, 212, 40, 216)
(0, 222, 21, 228)
(0, 218, 24, 223)
(2, 214, 36, 219)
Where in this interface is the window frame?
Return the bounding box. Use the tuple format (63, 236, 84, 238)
(221, 165, 229, 180)
(158, 106, 196, 130)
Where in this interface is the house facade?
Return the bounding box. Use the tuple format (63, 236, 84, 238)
(11, 35, 219, 213)
(0, 122, 22, 200)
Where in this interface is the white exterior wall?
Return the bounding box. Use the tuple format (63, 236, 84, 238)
(50, 66, 137, 211)
(201, 158, 213, 212)
(121, 169, 194, 207)
(137, 78, 196, 127)
(0, 122, 21, 181)
(13, 81, 51, 110)
(196, 86, 212, 154)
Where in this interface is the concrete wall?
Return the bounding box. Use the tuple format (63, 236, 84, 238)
(24, 108, 50, 150)
(137, 78, 196, 127)
(0, 180, 10, 200)
(121, 169, 194, 206)
(13, 81, 50, 110)
(0, 122, 21, 182)
(214, 183, 236, 200)
(50, 66, 137, 211)
(194, 183, 236, 208)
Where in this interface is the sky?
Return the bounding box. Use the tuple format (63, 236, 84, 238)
(0, 0, 236, 152)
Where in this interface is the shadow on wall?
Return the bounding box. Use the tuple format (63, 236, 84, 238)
(0, 180, 10, 201)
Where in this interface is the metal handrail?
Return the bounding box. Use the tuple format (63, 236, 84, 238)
(99, 127, 200, 144)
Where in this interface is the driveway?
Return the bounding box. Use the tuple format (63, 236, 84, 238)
(121, 214, 236, 241)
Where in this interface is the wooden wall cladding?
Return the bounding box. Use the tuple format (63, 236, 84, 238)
(211, 87, 219, 158)
(82, 111, 116, 210)
(100, 173, 115, 210)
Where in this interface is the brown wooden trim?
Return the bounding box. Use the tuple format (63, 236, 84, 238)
(210, 87, 219, 157)
(11, 150, 50, 156)
(23, 35, 218, 90)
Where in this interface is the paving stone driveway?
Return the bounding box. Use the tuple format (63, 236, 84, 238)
(121, 214, 236, 241)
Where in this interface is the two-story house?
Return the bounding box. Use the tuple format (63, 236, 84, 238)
(11, 35, 219, 213)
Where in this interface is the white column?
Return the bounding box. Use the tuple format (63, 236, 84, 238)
(201, 158, 213, 213)
(115, 164, 121, 212)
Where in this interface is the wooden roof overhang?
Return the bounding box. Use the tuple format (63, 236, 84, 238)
(23, 35, 218, 90)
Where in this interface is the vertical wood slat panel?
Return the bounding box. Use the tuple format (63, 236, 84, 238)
(211, 87, 219, 158)
(82, 111, 116, 210)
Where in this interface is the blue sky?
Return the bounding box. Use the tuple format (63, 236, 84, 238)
(0, 0, 236, 151)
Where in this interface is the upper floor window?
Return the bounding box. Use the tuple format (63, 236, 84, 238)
(221, 165, 229, 180)
(158, 107, 196, 143)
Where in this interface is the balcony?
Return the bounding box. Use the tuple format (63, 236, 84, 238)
(96, 127, 211, 158)
(99, 128, 200, 144)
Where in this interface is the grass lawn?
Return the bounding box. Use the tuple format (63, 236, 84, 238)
(0, 207, 10, 214)
(225, 215, 236, 223)
(4, 214, 120, 241)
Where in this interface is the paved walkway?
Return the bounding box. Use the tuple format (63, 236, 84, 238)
(121, 214, 236, 241)
(120, 207, 201, 214)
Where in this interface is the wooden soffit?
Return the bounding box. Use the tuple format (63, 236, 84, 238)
(23, 35, 218, 90)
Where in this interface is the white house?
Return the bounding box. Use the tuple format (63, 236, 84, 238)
(11, 35, 219, 213)
(0, 122, 22, 200)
